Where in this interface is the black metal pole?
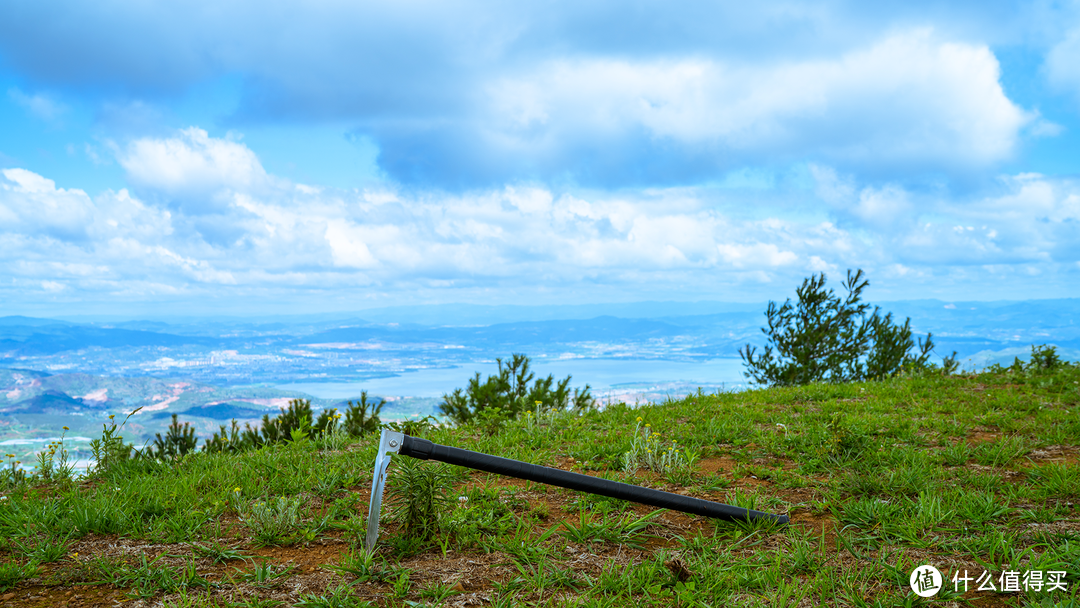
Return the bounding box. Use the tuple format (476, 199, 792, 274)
(399, 435, 788, 524)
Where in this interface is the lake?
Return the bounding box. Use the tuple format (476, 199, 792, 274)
(276, 357, 750, 399)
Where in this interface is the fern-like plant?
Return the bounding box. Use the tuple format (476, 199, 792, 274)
(386, 457, 454, 543)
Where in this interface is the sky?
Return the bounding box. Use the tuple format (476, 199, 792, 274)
(1, 0, 1078, 318)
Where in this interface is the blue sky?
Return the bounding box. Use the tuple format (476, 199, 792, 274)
(1, 0, 1078, 318)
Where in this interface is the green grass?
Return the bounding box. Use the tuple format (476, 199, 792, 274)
(0, 363, 1078, 606)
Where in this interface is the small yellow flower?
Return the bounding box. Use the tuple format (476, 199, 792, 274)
(636, 417, 642, 422)
(535, 401, 543, 406)
(234, 487, 241, 493)
(109, 415, 115, 420)
(62, 426, 70, 430)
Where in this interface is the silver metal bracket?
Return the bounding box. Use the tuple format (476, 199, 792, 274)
(364, 429, 404, 552)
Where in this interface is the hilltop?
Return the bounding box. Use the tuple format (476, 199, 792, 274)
(0, 360, 1077, 607)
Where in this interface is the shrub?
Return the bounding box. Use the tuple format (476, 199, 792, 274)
(739, 269, 957, 386)
(146, 414, 198, 462)
(204, 399, 339, 453)
(343, 391, 384, 437)
(386, 457, 454, 544)
(438, 353, 593, 425)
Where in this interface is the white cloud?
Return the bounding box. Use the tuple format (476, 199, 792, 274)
(487, 29, 1031, 171)
(324, 222, 378, 269)
(118, 128, 271, 212)
(1, 168, 95, 240)
(4, 134, 1078, 308)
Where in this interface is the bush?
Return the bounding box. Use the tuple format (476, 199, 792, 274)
(343, 391, 384, 437)
(386, 457, 454, 544)
(438, 354, 593, 425)
(146, 414, 198, 462)
(987, 344, 1075, 376)
(739, 269, 956, 386)
(204, 398, 339, 453)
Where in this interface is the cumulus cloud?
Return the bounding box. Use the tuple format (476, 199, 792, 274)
(118, 127, 271, 212)
(1, 168, 95, 240)
(3, 124, 1077, 306)
(373, 29, 1031, 186)
(807, 167, 1080, 267)
(0, 0, 1042, 189)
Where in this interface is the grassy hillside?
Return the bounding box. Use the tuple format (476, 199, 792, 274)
(0, 363, 1078, 607)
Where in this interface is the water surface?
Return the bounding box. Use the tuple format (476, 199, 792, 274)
(276, 357, 748, 399)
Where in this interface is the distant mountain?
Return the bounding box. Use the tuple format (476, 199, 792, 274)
(302, 315, 691, 345)
(344, 301, 764, 325)
(0, 322, 216, 356)
(0, 316, 77, 327)
(7, 390, 87, 414)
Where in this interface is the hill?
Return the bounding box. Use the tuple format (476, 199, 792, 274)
(0, 362, 1076, 606)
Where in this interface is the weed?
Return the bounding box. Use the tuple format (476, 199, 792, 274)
(955, 490, 1010, 525)
(332, 549, 385, 583)
(974, 436, 1032, 467)
(1, 358, 1077, 607)
(621, 418, 696, 476)
(699, 472, 732, 491)
(318, 419, 354, 452)
(88, 408, 144, 476)
(510, 561, 579, 602)
(939, 441, 973, 466)
(94, 553, 210, 600)
(391, 568, 413, 598)
(0, 453, 27, 488)
(420, 580, 461, 603)
(313, 468, 349, 498)
(232, 562, 297, 588)
(242, 495, 306, 546)
(12, 533, 75, 563)
(296, 584, 374, 608)
(560, 508, 662, 548)
(34, 427, 78, 483)
(226, 599, 284, 608)
(0, 561, 38, 592)
(496, 518, 559, 563)
(823, 412, 875, 463)
(162, 588, 228, 608)
(1028, 462, 1080, 498)
(190, 540, 252, 564)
